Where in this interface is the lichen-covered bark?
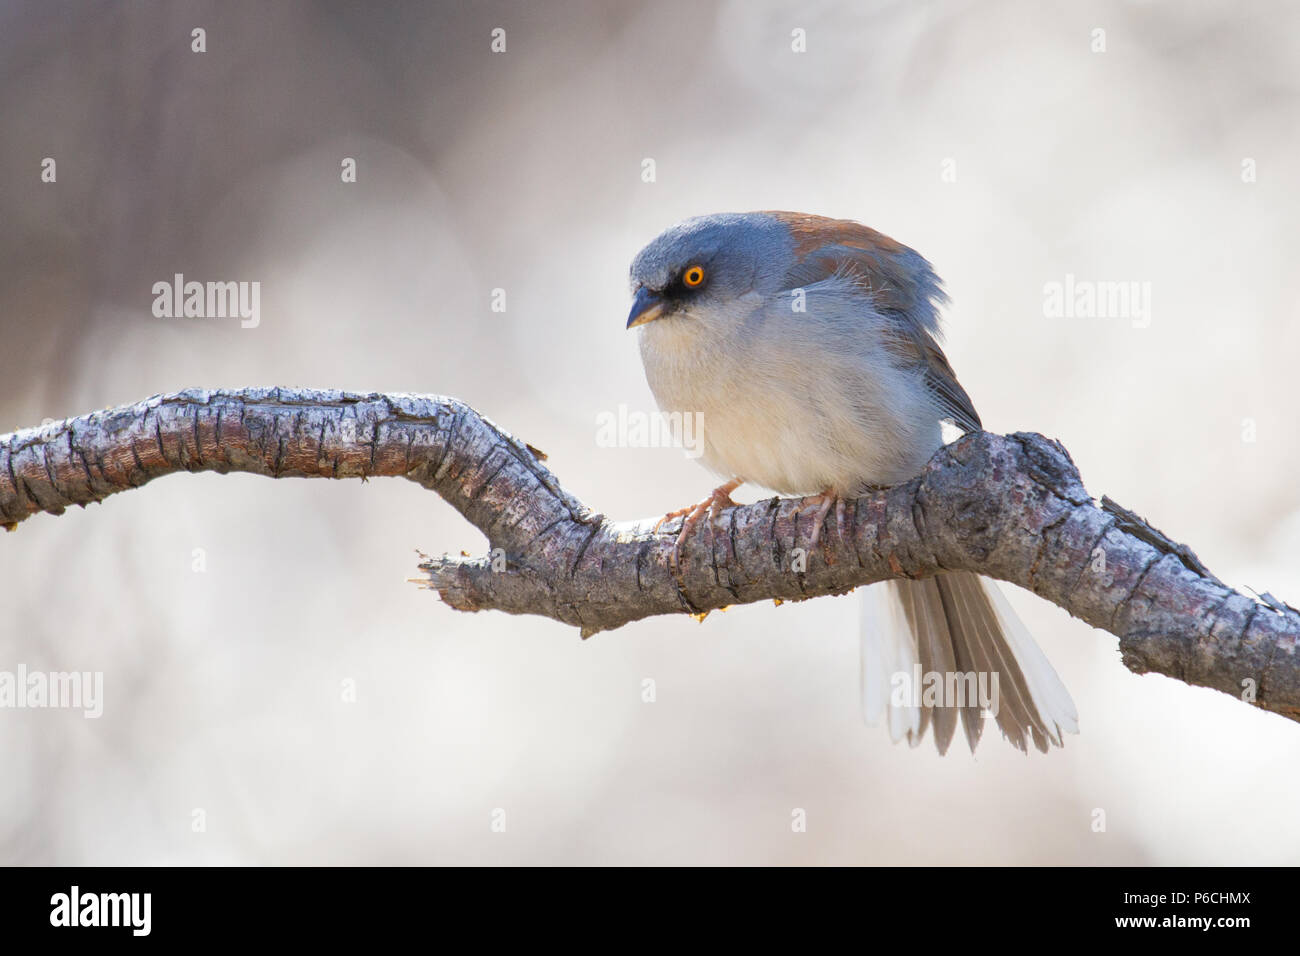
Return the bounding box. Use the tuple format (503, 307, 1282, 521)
(2, 387, 1296, 724)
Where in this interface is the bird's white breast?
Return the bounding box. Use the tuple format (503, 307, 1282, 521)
(636, 290, 942, 495)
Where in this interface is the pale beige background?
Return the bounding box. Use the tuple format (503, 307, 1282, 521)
(1, 0, 1298, 864)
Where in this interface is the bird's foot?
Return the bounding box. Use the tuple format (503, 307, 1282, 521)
(657, 479, 743, 568)
(801, 489, 848, 557)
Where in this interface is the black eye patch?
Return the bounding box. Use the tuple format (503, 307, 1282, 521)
(665, 265, 708, 298)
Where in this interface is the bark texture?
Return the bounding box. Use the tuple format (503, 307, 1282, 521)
(2, 387, 1296, 723)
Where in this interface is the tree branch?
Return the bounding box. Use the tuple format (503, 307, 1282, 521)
(3, 387, 1297, 724)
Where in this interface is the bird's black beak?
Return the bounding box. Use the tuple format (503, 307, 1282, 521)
(626, 285, 667, 329)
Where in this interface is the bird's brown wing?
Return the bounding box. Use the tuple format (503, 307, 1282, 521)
(767, 211, 982, 433)
(880, 324, 982, 433)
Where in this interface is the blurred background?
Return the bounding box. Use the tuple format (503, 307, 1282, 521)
(2, 0, 1298, 865)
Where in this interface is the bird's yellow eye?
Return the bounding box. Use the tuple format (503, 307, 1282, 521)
(682, 265, 705, 288)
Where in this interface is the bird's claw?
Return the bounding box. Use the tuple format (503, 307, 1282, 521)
(801, 489, 847, 559)
(657, 480, 742, 568)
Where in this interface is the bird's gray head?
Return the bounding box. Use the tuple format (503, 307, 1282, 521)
(626, 210, 945, 337)
(626, 212, 792, 329)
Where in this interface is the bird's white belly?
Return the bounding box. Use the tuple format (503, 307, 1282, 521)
(639, 320, 936, 494)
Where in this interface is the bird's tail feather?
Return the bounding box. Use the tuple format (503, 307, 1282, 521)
(859, 573, 1077, 754)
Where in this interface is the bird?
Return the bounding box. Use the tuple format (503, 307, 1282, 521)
(625, 210, 1077, 754)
